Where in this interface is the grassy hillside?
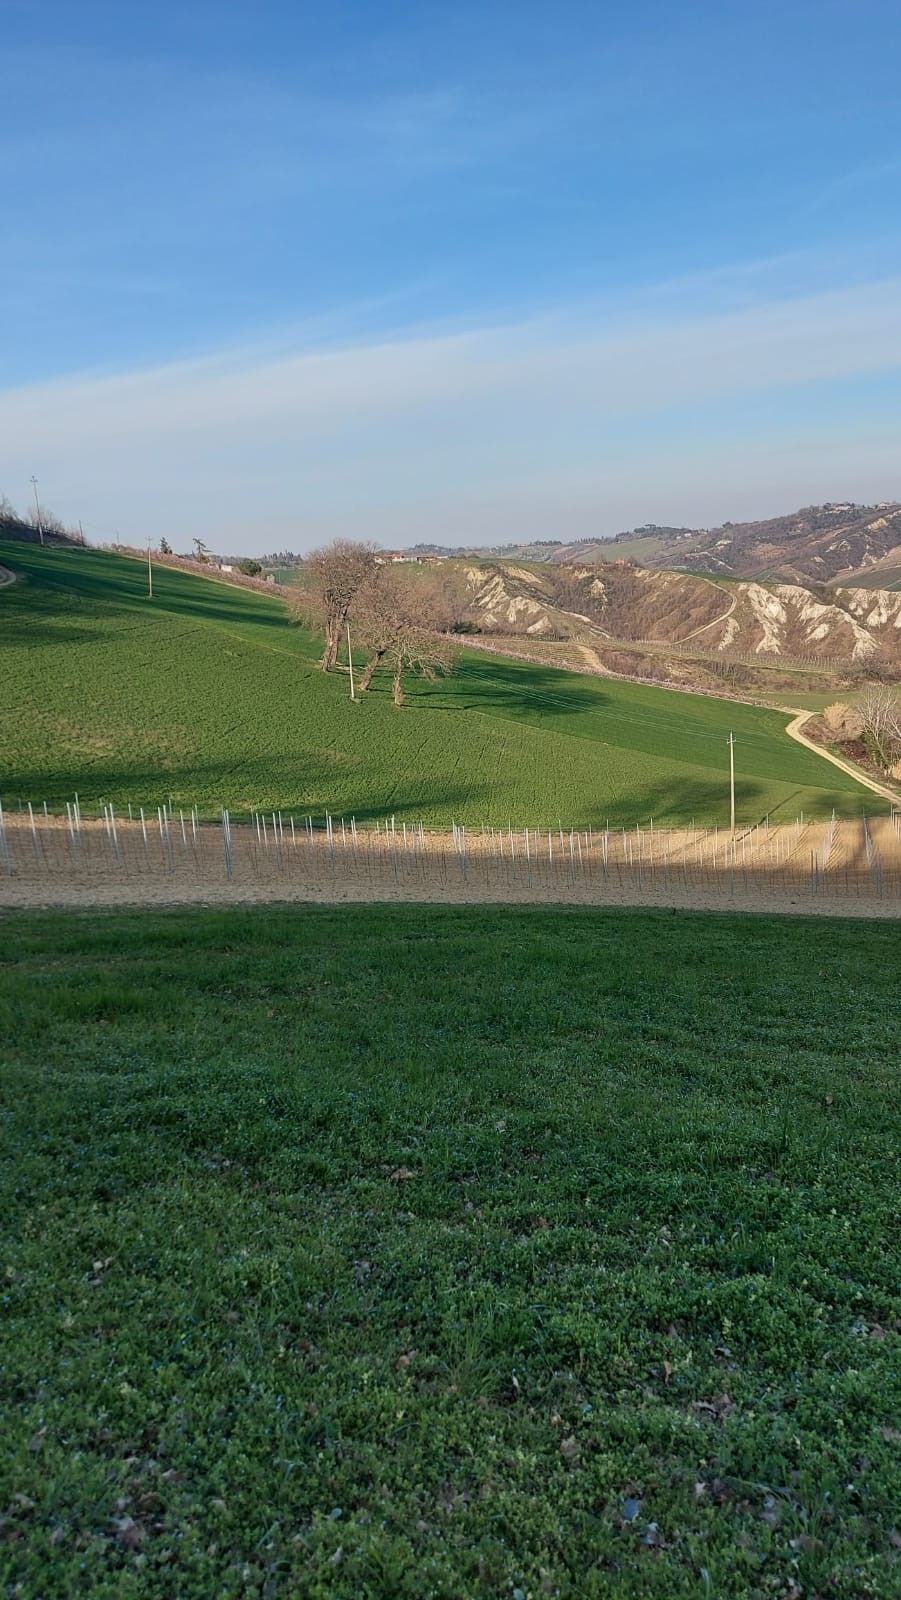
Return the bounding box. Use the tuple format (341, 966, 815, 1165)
(1, 902, 898, 1598)
(0, 541, 873, 823)
(593, 533, 672, 563)
(844, 565, 901, 592)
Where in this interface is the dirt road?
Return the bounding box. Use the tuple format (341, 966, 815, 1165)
(785, 711, 899, 806)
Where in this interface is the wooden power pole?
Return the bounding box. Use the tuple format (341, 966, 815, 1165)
(346, 620, 356, 700)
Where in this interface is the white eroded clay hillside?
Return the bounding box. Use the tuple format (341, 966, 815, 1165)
(462, 562, 901, 664)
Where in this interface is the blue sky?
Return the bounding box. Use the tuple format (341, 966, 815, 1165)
(1, 0, 900, 551)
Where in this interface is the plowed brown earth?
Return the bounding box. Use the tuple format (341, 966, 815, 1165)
(1, 814, 899, 918)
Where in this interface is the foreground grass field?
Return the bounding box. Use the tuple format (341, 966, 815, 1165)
(0, 541, 872, 823)
(1, 903, 899, 1598)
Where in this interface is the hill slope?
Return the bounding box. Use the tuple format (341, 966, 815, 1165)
(0, 541, 874, 823)
(462, 560, 901, 668)
(413, 503, 901, 585)
(657, 502, 901, 584)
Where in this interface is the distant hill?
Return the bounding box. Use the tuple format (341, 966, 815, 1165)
(548, 525, 698, 565)
(458, 556, 901, 671)
(408, 540, 564, 561)
(411, 503, 901, 586)
(655, 502, 901, 585)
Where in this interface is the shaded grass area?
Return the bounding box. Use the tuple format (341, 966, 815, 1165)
(0, 541, 871, 824)
(1, 902, 899, 1598)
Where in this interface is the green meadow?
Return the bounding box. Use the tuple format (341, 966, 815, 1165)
(1, 902, 898, 1598)
(0, 540, 872, 824)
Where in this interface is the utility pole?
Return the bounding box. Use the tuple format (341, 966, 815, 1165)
(147, 541, 153, 599)
(78, 520, 85, 546)
(728, 731, 736, 834)
(29, 477, 44, 546)
(346, 619, 356, 701)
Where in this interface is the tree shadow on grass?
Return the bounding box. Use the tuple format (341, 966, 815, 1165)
(0, 745, 866, 829)
(423, 654, 609, 717)
(0, 613, 132, 648)
(0, 750, 495, 826)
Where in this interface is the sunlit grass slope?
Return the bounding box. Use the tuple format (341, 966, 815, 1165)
(0, 541, 872, 823)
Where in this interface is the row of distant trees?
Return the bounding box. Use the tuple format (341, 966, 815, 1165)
(155, 537, 261, 578)
(0, 493, 81, 542)
(297, 540, 457, 707)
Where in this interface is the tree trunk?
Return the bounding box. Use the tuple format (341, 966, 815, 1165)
(392, 669, 405, 707)
(321, 623, 340, 672)
(359, 649, 385, 692)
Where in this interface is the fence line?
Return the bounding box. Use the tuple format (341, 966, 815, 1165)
(1, 801, 899, 910)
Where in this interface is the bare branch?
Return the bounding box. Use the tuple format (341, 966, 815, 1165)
(859, 686, 901, 770)
(296, 540, 379, 671)
(352, 566, 457, 704)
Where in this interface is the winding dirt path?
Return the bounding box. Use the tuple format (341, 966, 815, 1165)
(785, 710, 899, 806)
(681, 578, 738, 641)
(576, 643, 612, 674)
(0, 565, 17, 589)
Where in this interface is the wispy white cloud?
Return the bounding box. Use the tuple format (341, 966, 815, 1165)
(2, 274, 899, 548)
(805, 157, 901, 216)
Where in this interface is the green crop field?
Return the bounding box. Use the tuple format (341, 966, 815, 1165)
(563, 536, 672, 565)
(843, 567, 901, 592)
(1, 902, 899, 1598)
(0, 540, 873, 824)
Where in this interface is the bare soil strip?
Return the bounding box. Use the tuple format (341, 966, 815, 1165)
(2, 814, 899, 919)
(576, 643, 612, 674)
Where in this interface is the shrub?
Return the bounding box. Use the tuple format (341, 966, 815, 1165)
(823, 702, 864, 740)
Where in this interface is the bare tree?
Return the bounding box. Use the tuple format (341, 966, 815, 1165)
(386, 623, 456, 706)
(352, 571, 401, 693)
(27, 504, 67, 535)
(300, 540, 378, 672)
(859, 686, 901, 770)
(354, 567, 457, 704)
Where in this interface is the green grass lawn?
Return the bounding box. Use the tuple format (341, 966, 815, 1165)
(1, 903, 898, 1598)
(0, 541, 873, 824)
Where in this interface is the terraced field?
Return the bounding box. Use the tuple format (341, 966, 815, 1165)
(0, 541, 873, 825)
